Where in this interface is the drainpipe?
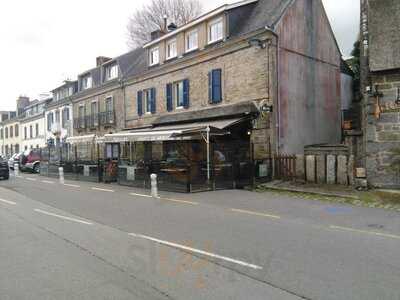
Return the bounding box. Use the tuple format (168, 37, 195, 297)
(120, 79, 126, 130)
(265, 26, 281, 156)
(206, 126, 210, 181)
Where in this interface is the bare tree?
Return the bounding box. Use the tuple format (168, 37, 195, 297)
(127, 0, 203, 48)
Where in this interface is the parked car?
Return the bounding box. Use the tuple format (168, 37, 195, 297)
(20, 149, 41, 173)
(8, 152, 22, 170)
(0, 156, 10, 180)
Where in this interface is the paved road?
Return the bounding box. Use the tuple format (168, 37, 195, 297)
(1, 174, 400, 300)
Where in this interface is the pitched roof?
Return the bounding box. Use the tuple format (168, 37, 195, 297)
(74, 0, 293, 92)
(116, 47, 147, 79)
(228, 0, 293, 38)
(369, 0, 400, 71)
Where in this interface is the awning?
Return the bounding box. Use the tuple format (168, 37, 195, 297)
(103, 117, 248, 143)
(66, 134, 96, 144)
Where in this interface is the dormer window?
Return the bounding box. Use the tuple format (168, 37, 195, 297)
(150, 47, 160, 66)
(208, 17, 224, 44)
(82, 75, 92, 90)
(166, 39, 177, 60)
(104, 63, 119, 81)
(186, 29, 198, 52)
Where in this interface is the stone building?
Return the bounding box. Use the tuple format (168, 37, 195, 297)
(71, 51, 144, 138)
(0, 118, 21, 157)
(0, 96, 30, 157)
(20, 99, 48, 151)
(118, 0, 342, 153)
(65, 0, 343, 188)
(46, 81, 76, 145)
(360, 0, 400, 188)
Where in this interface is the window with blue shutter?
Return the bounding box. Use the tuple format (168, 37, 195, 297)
(150, 88, 156, 114)
(166, 84, 173, 112)
(137, 91, 143, 116)
(183, 79, 190, 109)
(211, 69, 222, 103)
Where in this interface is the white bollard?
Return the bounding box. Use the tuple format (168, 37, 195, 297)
(150, 173, 158, 198)
(59, 167, 65, 185)
(14, 163, 19, 177)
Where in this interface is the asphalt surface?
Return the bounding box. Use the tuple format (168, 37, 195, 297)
(0, 173, 400, 300)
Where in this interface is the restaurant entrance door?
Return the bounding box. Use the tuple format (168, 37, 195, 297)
(104, 143, 119, 183)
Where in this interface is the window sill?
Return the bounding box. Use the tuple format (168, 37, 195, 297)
(209, 99, 223, 105)
(207, 38, 224, 45)
(149, 63, 160, 68)
(165, 56, 177, 62)
(184, 48, 198, 55)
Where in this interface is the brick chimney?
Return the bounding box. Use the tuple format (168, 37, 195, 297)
(150, 15, 168, 41)
(16, 96, 30, 117)
(96, 56, 112, 66)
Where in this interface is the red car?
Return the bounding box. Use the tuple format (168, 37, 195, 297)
(20, 149, 41, 173)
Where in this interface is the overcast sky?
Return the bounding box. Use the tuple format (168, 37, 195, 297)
(0, 0, 359, 110)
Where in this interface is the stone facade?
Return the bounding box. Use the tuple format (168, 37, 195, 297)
(68, 0, 342, 171)
(364, 73, 400, 187)
(20, 114, 46, 151)
(124, 31, 275, 158)
(72, 85, 125, 137)
(360, 0, 400, 188)
(0, 119, 21, 157)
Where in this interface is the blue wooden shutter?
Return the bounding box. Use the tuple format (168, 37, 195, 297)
(166, 84, 173, 112)
(183, 79, 189, 109)
(212, 69, 222, 103)
(208, 72, 212, 103)
(137, 91, 143, 116)
(150, 88, 156, 114)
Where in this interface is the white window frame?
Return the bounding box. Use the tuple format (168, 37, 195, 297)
(105, 96, 114, 112)
(149, 47, 160, 66)
(208, 17, 224, 44)
(185, 29, 198, 53)
(166, 39, 177, 60)
(91, 101, 99, 126)
(82, 75, 92, 90)
(78, 105, 85, 119)
(105, 64, 119, 81)
(144, 89, 152, 114)
(173, 81, 184, 109)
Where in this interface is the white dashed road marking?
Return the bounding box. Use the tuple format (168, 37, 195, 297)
(130, 193, 153, 198)
(129, 233, 263, 270)
(231, 208, 281, 219)
(91, 187, 114, 193)
(0, 199, 17, 205)
(41, 180, 55, 184)
(34, 209, 93, 225)
(63, 184, 80, 188)
(26, 178, 37, 181)
(330, 225, 400, 240)
(161, 197, 198, 205)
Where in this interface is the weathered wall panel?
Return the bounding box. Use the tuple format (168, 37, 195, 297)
(276, 0, 342, 154)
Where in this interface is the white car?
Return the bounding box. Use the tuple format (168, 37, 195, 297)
(8, 153, 22, 170)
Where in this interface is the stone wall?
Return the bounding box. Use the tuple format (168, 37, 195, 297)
(364, 72, 400, 188)
(295, 154, 355, 186)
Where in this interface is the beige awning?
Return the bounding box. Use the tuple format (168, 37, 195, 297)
(66, 134, 96, 144)
(103, 117, 248, 143)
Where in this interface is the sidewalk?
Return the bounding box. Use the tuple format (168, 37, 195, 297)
(258, 180, 359, 199)
(257, 180, 400, 212)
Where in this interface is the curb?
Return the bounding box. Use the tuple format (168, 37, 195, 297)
(258, 185, 360, 200)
